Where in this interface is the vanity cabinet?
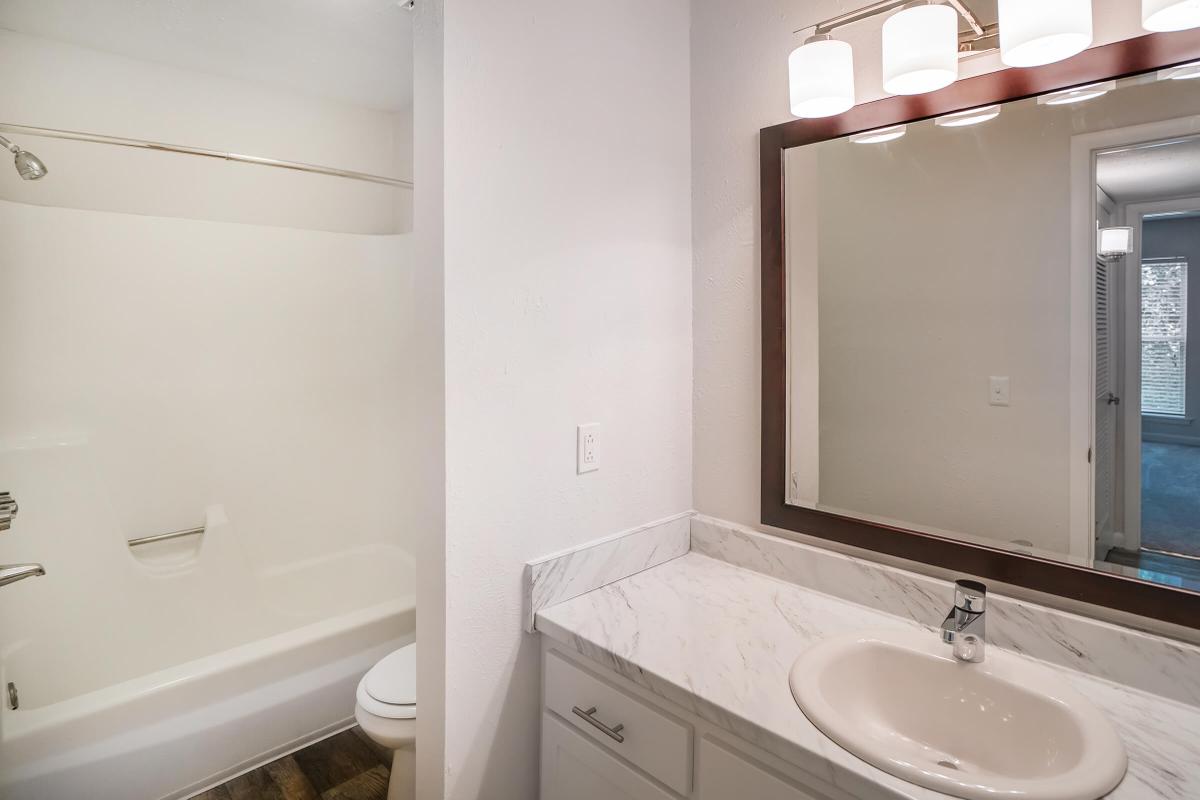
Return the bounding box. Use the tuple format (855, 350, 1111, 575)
(539, 641, 851, 800)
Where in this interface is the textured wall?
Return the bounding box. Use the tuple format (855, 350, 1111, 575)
(437, 1, 694, 797)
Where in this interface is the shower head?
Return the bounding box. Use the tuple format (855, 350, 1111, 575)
(0, 133, 47, 181)
(13, 149, 47, 180)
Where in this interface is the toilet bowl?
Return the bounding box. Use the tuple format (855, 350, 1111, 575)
(355, 642, 416, 800)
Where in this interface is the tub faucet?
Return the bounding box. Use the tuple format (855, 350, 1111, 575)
(941, 579, 986, 663)
(0, 563, 45, 588)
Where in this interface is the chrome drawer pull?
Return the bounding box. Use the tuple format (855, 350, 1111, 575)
(571, 705, 625, 743)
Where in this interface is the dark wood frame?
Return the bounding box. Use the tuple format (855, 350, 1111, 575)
(761, 30, 1200, 629)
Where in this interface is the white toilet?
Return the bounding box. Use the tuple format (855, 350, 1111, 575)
(355, 642, 416, 800)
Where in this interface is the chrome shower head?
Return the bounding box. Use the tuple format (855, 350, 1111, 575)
(0, 133, 47, 181)
(13, 148, 47, 180)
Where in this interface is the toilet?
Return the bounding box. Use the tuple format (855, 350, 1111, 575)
(355, 642, 416, 800)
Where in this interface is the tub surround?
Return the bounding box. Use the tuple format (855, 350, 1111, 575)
(530, 516, 1200, 799)
(524, 511, 692, 632)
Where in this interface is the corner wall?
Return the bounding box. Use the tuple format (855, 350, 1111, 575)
(437, 1, 693, 797)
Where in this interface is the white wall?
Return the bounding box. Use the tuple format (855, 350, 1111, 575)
(428, 1, 694, 797)
(412, 2, 446, 798)
(693, 0, 1163, 535)
(0, 29, 413, 234)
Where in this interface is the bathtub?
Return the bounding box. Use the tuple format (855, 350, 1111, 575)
(0, 443, 416, 799)
(0, 551, 414, 799)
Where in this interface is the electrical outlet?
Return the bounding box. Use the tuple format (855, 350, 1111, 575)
(577, 423, 600, 474)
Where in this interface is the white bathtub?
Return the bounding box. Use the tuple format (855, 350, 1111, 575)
(0, 444, 416, 800)
(1, 559, 413, 799)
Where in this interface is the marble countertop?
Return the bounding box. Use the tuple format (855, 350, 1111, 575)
(535, 552, 1200, 800)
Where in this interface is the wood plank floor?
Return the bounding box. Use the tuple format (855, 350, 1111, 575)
(193, 728, 389, 800)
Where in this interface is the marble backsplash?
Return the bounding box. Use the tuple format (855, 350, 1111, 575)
(691, 515, 1200, 708)
(523, 511, 691, 632)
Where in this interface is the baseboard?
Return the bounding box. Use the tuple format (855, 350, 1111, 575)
(174, 717, 356, 800)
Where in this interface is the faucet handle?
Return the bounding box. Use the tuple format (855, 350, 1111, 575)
(953, 579, 986, 613)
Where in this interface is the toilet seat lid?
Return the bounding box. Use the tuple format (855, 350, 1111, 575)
(364, 643, 416, 707)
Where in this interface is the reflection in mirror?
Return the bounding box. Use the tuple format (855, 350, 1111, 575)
(784, 65, 1200, 591)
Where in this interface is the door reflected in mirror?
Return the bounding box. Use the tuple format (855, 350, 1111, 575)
(784, 65, 1200, 591)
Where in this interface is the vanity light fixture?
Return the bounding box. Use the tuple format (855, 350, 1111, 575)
(1098, 226, 1135, 259)
(1159, 60, 1200, 79)
(1037, 80, 1117, 105)
(789, 0, 988, 118)
(789, 34, 856, 118)
(934, 104, 1001, 127)
(849, 124, 908, 144)
(998, 0, 1093, 67)
(1144, 0, 1200, 32)
(882, 2, 959, 95)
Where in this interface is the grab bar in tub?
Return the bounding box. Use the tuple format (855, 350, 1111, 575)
(127, 525, 205, 548)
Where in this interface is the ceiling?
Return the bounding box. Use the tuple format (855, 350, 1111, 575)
(1098, 137, 1200, 203)
(0, 0, 413, 112)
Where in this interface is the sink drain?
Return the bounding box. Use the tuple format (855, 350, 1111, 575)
(937, 760, 959, 770)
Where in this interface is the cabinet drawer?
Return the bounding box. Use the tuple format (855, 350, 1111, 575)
(544, 650, 693, 795)
(541, 713, 680, 800)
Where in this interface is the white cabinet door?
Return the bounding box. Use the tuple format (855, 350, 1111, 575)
(695, 737, 832, 800)
(541, 712, 680, 800)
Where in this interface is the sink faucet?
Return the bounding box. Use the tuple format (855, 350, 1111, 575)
(941, 579, 986, 663)
(0, 563, 46, 588)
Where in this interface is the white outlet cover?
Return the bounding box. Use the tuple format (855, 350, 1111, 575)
(577, 423, 600, 474)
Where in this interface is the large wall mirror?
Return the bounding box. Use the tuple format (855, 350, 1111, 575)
(762, 30, 1200, 627)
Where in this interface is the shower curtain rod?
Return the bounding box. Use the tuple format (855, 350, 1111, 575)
(0, 122, 414, 189)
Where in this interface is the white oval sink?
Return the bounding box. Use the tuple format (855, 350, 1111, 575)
(789, 629, 1127, 800)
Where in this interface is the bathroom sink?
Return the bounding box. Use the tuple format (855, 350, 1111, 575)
(789, 629, 1127, 800)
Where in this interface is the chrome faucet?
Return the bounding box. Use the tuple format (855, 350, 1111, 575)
(0, 563, 45, 588)
(941, 579, 986, 663)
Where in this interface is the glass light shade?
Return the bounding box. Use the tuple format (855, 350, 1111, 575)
(999, 0, 1093, 67)
(1036, 81, 1116, 105)
(934, 105, 1001, 127)
(882, 3, 958, 96)
(789, 35, 855, 118)
(1098, 227, 1134, 257)
(1144, 0, 1200, 31)
(849, 125, 907, 144)
(1160, 61, 1200, 80)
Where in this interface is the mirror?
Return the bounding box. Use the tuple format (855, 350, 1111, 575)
(781, 59, 1200, 594)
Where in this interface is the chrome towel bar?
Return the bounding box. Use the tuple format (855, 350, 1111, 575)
(127, 526, 205, 548)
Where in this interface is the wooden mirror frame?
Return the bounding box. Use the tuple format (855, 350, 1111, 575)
(761, 29, 1200, 629)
